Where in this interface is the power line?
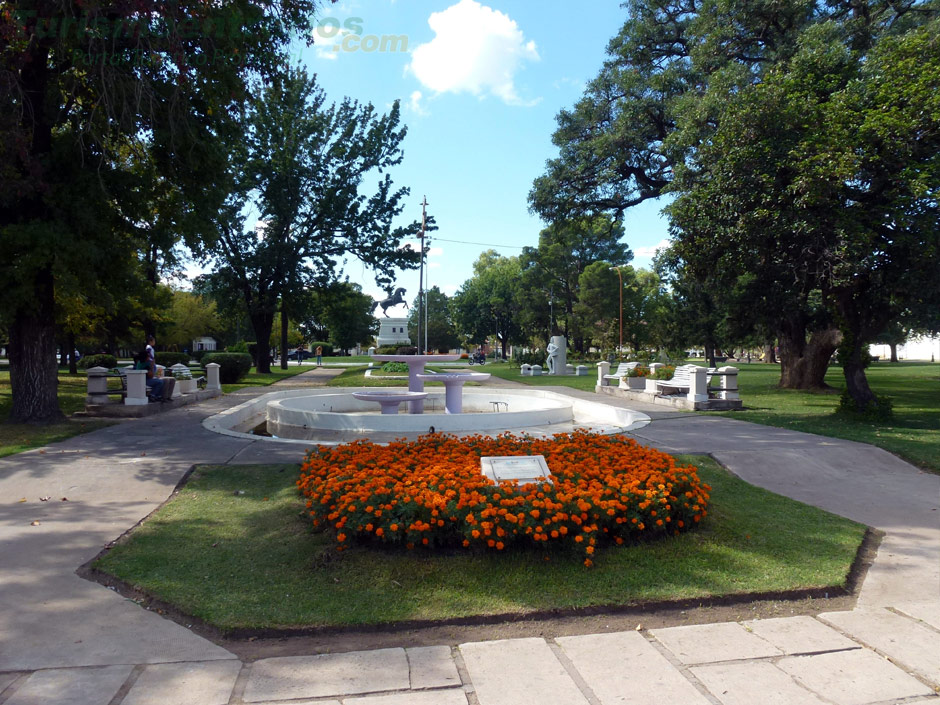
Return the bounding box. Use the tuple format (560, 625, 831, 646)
(431, 236, 526, 250)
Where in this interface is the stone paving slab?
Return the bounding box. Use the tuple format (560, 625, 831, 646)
(650, 622, 783, 665)
(459, 638, 590, 705)
(2, 665, 132, 705)
(0, 672, 20, 694)
(243, 649, 410, 703)
(742, 616, 859, 655)
(893, 600, 940, 631)
(819, 608, 940, 687)
(406, 646, 461, 689)
(555, 631, 711, 705)
(691, 661, 830, 705)
(345, 690, 469, 705)
(777, 649, 934, 705)
(120, 660, 242, 705)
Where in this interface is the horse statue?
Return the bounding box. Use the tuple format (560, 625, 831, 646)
(372, 287, 408, 318)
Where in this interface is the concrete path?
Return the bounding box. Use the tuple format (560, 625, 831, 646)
(1, 371, 937, 704)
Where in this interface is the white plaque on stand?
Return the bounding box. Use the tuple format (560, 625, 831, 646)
(481, 456, 553, 485)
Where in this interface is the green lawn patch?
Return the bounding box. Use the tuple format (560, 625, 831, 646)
(326, 365, 485, 388)
(220, 365, 312, 392)
(0, 370, 114, 457)
(93, 455, 866, 632)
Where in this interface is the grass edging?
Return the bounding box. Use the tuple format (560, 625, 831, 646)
(86, 452, 872, 638)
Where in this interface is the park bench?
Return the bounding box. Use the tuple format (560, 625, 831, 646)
(602, 361, 640, 386)
(654, 365, 717, 396)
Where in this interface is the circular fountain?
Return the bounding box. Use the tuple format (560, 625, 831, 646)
(203, 354, 652, 444)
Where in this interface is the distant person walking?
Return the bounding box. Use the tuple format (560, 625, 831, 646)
(316, 345, 323, 367)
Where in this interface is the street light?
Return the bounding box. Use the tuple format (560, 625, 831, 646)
(609, 266, 623, 359)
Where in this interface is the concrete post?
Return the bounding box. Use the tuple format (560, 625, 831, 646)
(520, 364, 532, 376)
(597, 360, 610, 386)
(565, 363, 575, 375)
(576, 365, 588, 376)
(718, 366, 740, 400)
(124, 370, 148, 405)
(206, 362, 221, 391)
(689, 366, 708, 402)
(85, 367, 110, 404)
(531, 364, 542, 376)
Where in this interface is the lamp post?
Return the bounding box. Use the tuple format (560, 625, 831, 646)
(609, 266, 623, 359)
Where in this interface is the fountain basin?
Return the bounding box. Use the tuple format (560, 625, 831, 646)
(203, 387, 652, 445)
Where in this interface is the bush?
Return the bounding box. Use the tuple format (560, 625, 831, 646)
(155, 352, 191, 367)
(227, 340, 249, 353)
(512, 350, 544, 367)
(202, 352, 253, 383)
(396, 346, 418, 355)
(837, 390, 894, 420)
(380, 362, 409, 373)
(191, 350, 209, 363)
(375, 345, 400, 355)
(626, 365, 650, 378)
(298, 431, 710, 567)
(651, 365, 676, 380)
(79, 354, 117, 370)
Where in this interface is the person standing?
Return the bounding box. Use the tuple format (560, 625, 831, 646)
(315, 345, 323, 367)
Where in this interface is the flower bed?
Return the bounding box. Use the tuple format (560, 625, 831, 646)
(298, 431, 710, 566)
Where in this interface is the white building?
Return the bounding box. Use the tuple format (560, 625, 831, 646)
(192, 337, 218, 353)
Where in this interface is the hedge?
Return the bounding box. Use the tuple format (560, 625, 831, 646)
(309, 341, 333, 356)
(79, 354, 117, 370)
(202, 352, 253, 383)
(155, 352, 191, 367)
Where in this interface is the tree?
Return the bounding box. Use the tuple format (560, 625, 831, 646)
(163, 291, 221, 351)
(518, 217, 631, 351)
(313, 282, 378, 354)
(408, 286, 459, 352)
(452, 252, 525, 358)
(531, 0, 938, 406)
(1, 0, 324, 422)
(207, 67, 422, 372)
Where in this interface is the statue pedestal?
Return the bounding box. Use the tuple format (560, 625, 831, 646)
(376, 317, 411, 347)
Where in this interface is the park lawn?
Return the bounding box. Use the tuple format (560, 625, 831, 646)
(93, 455, 866, 632)
(712, 362, 939, 473)
(326, 365, 486, 388)
(0, 369, 114, 457)
(485, 362, 599, 392)
(219, 365, 313, 392)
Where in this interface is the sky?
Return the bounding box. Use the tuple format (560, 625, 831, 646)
(207, 0, 673, 304)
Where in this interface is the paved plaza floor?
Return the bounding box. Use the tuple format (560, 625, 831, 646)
(1, 368, 937, 704)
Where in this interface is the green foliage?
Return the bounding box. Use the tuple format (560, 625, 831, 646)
(202, 353, 253, 384)
(78, 354, 117, 370)
(452, 251, 525, 356)
(396, 346, 418, 355)
(407, 286, 458, 352)
(380, 362, 409, 373)
(375, 345, 401, 354)
(837, 391, 894, 420)
(309, 342, 333, 356)
(652, 365, 676, 380)
(512, 349, 545, 367)
(155, 352, 191, 367)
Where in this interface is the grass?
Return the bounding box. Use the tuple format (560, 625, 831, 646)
(93, 455, 866, 631)
(0, 369, 114, 457)
(484, 360, 940, 473)
(326, 365, 488, 388)
(220, 365, 312, 393)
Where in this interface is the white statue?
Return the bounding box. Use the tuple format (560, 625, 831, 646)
(546, 341, 559, 374)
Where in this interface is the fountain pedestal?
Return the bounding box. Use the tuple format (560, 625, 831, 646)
(416, 372, 490, 414)
(371, 354, 461, 413)
(352, 391, 428, 414)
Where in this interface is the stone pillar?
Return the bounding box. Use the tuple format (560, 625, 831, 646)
(520, 364, 532, 376)
(689, 366, 708, 402)
(85, 367, 111, 405)
(576, 365, 588, 376)
(718, 366, 739, 400)
(565, 363, 575, 375)
(597, 360, 610, 387)
(548, 335, 567, 375)
(531, 364, 542, 376)
(206, 362, 221, 391)
(124, 370, 148, 406)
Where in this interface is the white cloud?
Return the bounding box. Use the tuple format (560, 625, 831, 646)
(407, 0, 540, 105)
(634, 238, 671, 259)
(408, 90, 429, 116)
(401, 240, 444, 257)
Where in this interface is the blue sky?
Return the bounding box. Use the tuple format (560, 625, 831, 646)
(286, 0, 672, 303)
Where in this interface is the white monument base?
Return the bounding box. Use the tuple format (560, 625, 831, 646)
(376, 317, 411, 347)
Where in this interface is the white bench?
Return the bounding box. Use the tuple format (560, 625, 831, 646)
(602, 362, 640, 386)
(654, 365, 717, 397)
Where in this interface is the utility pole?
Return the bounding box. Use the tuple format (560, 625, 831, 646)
(418, 196, 428, 354)
(609, 266, 623, 358)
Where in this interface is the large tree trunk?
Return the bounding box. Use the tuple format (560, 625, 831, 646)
(889, 343, 898, 363)
(250, 310, 275, 373)
(777, 322, 841, 389)
(8, 267, 65, 424)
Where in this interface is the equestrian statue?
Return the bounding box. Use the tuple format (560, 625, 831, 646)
(372, 287, 408, 318)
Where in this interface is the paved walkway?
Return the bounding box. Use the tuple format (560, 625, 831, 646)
(1, 370, 938, 705)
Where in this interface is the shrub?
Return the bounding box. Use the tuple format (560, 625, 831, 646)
(626, 365, 650, 378)
(227, 340, 249, 353)
(652, 365, 676, 380)
(155, 352, 191, 367)
(396, 346, 418, 355)
(310, 341, 333, 356)
(298, 431, 710, 567)
(380, 362, 409, 373)
(202, 352, 253, 383)
(376, 345, 400, 354)
(79, 354, 117, 370)
(512, 350, 544, 367)
(191, 350, 209, 363)
(837, 390, 894, 420)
